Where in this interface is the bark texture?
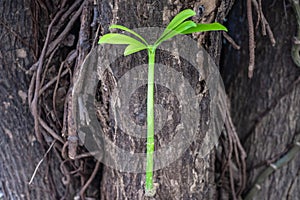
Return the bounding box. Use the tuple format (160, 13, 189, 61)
(0, 0, 65, 199)
(96, 0, 234, 199)
(222, 0, 300, 199)
(0, 0, 244, 199)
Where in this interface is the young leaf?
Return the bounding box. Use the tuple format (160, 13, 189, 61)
(124, 44, 147, 56)
(155, 21, 196, 45)
(158, 9, 196, 42)
(164, 9, 196, 34)
(98, 33, 147, 49)
(109, 24, 148, 45)
(181, 22, 228, 34)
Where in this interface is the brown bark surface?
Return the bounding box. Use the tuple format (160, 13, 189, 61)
(4, 0, 290, 199)
(0, 0, 65, 199)
(222, 0, 300, 199)
(95, 0, 234, 199)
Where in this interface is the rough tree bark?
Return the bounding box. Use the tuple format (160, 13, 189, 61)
(0, 0, 248, 199)
(222, 0, 300, 199)
(0, 0, 65, 199)
(96, 0, 234, 199)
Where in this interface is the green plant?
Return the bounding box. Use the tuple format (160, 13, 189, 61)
(98, 9, 227, 196)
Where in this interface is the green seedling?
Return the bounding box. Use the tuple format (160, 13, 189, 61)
(98, 9, 227, 196)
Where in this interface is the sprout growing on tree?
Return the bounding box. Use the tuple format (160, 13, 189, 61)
(98, 9, 227, 197)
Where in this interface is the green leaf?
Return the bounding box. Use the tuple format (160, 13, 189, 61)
(124, 44, 147, 56)
(181, 22, 228, 34)
(158, 9, 196, 41)
(98, 33, 147, 48)
(109, 24, 148, 45)
(164, 9, 196, 34)
(155, 21, 196, 45)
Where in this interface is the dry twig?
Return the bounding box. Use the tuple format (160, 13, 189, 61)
(223, 32, 241, 50)
(79, 161, 101, 199)
(244, 134, 300, 200)
(27, 0, 101, 198)
(30, 4, 67, 143)
(247, 0, 255, 78)
(218, 102, 247, 199)
(246, 0, 276, 78)
(29, 140, 56, 185)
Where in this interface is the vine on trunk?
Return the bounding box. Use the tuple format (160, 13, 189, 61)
(26, 0, 246, 198)
(27, 0, 101, 198)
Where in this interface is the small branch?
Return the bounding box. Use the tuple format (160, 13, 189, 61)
(79, 161, 100, 199)
(223, 109, 247, 199)
(223, 32, 241, 50)
(258, 0, 266, 35)
(255, 0, 276, 45)
(40, 46, 59, 90)
(74, 151, 102, 160)
(229, 160, 237, 200)
(243, 134, 300, 200)
(52, 61, 65, 128)
(29, 140, 56, 185)
(28, 71, 36, 109)
(39, 117, 64, 143)
(46, 1, 85, 57)
(51, 0, 82, 38)
(247, 0, 255, 78)
(30, 5, 66, 143)
(60, 160, 71, 186)
(67, 91, 78, 160)
(39, 50, 76, 96)
(61, 141, 69, 159)
(227, 110, 247, 196)
(39, 69, 69, 96)
(246, 0, 276, 78)
(221, 118, 234, 183)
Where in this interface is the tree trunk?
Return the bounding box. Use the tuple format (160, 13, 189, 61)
(0, 0, 65, 199)
(95, 0, 234, 199)
(2, 0, 299, 199)
(1, 0, 261, 199)
(222, 0, 300, 199)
